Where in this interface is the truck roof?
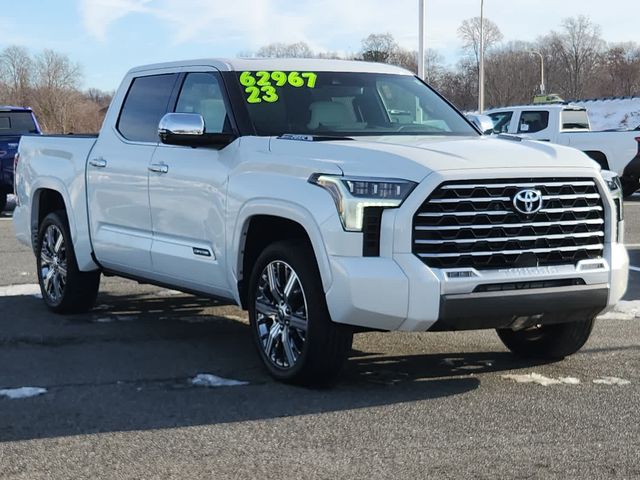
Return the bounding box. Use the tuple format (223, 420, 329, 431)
(128, 58, 413, 76)
(0, 106, 33, 112)
(486, 104, 586, 113)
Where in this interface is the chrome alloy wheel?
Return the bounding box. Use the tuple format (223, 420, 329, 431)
(39, 224, 67, 303)
(254, 260, 308, 370)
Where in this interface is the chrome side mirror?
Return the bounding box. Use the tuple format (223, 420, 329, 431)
(159, 113, 205, 139)
(158, 113, 235, 148)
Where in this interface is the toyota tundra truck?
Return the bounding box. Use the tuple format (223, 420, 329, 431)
(13, 59, 629, 385)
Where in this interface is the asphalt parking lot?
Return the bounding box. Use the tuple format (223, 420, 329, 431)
(0, 196, 639, 479)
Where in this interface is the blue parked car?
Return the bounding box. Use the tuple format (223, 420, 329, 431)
(0, 106, 41, 212)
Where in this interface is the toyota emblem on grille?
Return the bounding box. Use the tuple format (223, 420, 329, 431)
(513, 189, 543, 215)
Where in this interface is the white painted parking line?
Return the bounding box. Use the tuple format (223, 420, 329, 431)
(630, 266, 640, 273)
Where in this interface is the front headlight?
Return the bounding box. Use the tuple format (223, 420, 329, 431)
(601, 170, 624, 223)
(309, 174, 417, 231)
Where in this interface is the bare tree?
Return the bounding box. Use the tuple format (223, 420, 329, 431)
(360, 33, 399, 64)
(485, 41, 540, 107)
(32, 49, 83, 133)
(0, 46, 33, 106)
(541, 16, 605, 98)
(458, 17, 503, 69)
(255, 42, 313, 58)
(597, 42, 640, 96)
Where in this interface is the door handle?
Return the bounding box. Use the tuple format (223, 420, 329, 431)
(89, 158, 107, 168)
(148, 163, 169, 174)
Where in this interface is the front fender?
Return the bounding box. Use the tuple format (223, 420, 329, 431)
(228, 198, 335, 304)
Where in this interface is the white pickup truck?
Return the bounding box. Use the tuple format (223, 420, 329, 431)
(14, 59, 629, 385)
(485, 104, 640, 197)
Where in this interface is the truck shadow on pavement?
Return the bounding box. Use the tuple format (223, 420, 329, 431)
(1, 291, 552, 443)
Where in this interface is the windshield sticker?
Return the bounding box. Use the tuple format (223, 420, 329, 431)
(239, 71, 318, 103)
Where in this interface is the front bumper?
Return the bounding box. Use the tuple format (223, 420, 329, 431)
(325, 243, 629, 332)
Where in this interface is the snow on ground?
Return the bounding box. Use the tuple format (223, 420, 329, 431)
(0, 284, 41, 298)
(0, 387, 47, 399)
(573, 97, 640, 131)
(592, 377, 631, 386)
(502, 373, 581, 386)
(191, 373, 248, 388)
(598, 300, 640, 321)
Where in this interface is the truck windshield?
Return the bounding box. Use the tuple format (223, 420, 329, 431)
(234, 71, 477, 137)
(561, 109, 590, 131)
(0, 111, 38, 135)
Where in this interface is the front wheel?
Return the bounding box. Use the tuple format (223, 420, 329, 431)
(0, 193, 6, 213)
(248, 240, 353, 386)
(621, 177, 639, 198)
(37, 211, 100, 313)
(496, 317, 595, 360)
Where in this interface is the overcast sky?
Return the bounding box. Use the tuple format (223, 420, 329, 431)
(1, 0, 637, 90)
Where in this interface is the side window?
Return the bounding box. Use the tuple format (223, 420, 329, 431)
(488, 112, 513, 134)
(117, 74, 177, 143)
(518, 110, 549, 133)
(175, 72, 231, 134)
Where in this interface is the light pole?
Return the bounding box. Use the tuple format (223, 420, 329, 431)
(530, 50, 546, 95)
(418, 0, 425, 79)
(478, 0, 485, 113)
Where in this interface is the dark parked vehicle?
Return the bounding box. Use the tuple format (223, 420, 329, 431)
(0, 106, 41, 212)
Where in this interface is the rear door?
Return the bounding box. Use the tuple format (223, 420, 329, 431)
(87, 73, 178, 276)
(147, 69, 236, 295)
(515, 109, 552, 140)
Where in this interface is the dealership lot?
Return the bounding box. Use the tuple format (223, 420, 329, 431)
(0, 198, 638, 479)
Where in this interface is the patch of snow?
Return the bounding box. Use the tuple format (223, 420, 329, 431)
(441, 357, 464, 366)
(558, 376, 581, 385)
(0, 387, 47, 399)
(502, 373, 580, 386)
(158, 289, 182, 297)
(574, 98, 640, 131)
(191, 373, 248, 388)
(0, 284, 42, 298)
(593, 377, 631, 386)
(598, 300, 640, 321)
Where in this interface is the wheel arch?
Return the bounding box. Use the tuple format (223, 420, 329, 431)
(583, 150, 610, 170)
(231, 201, 333, 309)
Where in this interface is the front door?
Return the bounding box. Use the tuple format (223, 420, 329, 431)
(147, 71, 235, 296)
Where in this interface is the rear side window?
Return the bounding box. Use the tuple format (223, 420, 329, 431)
(117, 74, 178, 143)
(518, 111, 549, 133)
(561, 109, 590, 130)
(488, 111, 513, 133)
(0, 111, 38, 135)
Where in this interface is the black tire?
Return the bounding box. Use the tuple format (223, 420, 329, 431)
(36, 211, 100, 313)
(496, 317, 595, 360)
(248, 240, 353, 386)
(0, 193, 6, 213)
(621, 177, 639, 198)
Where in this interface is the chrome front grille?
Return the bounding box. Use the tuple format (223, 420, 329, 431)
(412, 178, 605, 270)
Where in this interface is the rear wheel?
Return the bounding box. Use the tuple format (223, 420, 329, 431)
(248, 240, 353, 386)
(496, 317, 595, 359)
(36, 211, 100, 313)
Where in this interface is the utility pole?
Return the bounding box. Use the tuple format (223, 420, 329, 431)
(530, 50, 546, 94)
(418, 0, 425, 80)
(478, 0, 485, 112)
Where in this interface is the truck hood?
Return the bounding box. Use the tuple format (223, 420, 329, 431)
(269, 135, 598, 182)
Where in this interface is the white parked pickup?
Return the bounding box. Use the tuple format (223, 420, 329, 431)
(13, 59, 629, 385)
(485, 103, 640, 197)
